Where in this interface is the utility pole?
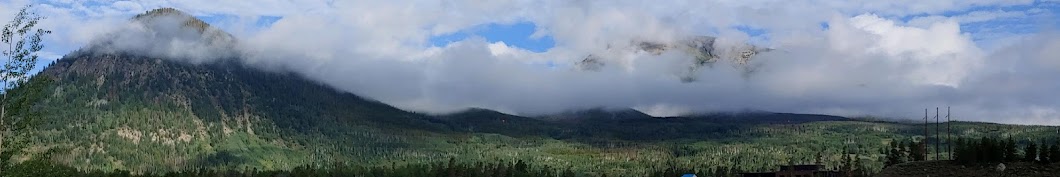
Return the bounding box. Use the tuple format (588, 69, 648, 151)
(935, 107, 940, 161)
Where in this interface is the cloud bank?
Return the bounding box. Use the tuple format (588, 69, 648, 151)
(11, 0, 1060, 125)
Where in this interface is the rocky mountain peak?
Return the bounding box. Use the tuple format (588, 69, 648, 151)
(80, 8, 239, 63)
(576, 36, 772, 82)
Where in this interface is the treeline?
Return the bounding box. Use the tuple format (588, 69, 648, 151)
(837, 149, 874, 177)
(2, 157, 749, 177)
(882, 138, 928, 167)
(6, 158, 572, 177)
(883, 137, 1060, 166)
(952, 137, 1060, 164)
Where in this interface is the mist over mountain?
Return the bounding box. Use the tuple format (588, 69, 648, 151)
(19, 8, 864, 171)
(81, 8, 239, 64)
(6, 5, 1060, 176)
(29, 0, 1056, 125)
(76, 8, 792, 119)
(19, 1, 1060, 125)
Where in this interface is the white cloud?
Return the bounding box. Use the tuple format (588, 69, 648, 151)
(5, 0, 1060, 125)
(846, 14, 982, 87)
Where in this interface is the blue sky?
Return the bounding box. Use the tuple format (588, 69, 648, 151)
(427, 22, 555, 52)
(907, 1, 1060, 46)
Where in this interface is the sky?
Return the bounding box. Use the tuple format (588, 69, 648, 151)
(2, 0, 1060, 125)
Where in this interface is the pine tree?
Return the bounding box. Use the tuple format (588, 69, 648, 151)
(1050, 144, 1060, 164)
(992, 138, 1004, 162)
(515, 160, 528, 173)
(967, 138, 980, 162)
(909, 139, 925, 161)
(885, 141, 901, 166)
(1041, 143, 1053, 163)
(900, 139, 912, 161)
(1025, 143, 1039, 162)
(841, 149, 853, 177)
(1004, 138, 1018, 162)
(919, 140, 928, 161)
(852, 153, 866, 177)
(815, 151, 824, 165)
(979, 137, 998, 162)
(446, 158, 457, 177)
(953, 138, 964, 162)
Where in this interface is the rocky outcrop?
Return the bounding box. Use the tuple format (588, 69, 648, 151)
(577, 36, 771, 82)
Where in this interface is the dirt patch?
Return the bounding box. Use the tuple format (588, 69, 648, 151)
(876, 161, 1060, 177)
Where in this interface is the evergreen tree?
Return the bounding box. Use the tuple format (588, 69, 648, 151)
(979, 137, 998, 162)
(992, 138, 1003, 162)
(953, 138, 964, 162)
(918, 140, 928, 161)
(968, 138, 980, 162)
(1041, 143, 1052, 164)
(900, 139, 912, 162)
(561, 168, 576, 177)
(1025, 143, 1038, 162)
(852, 153, 866, 177)
(446, 158, 457, 177)
(1004, 138, 1018, 162)
(841, 149, 853, 177)
(815, 151, 824, 165)
(514, 160, 528, 174)
(885, 141, 902, 166)
(1050, 144, 1060, 164)
(909, 139, 925, 161)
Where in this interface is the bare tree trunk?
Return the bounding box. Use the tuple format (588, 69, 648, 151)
(1, 25, 13, 174)
(0, 127, 5, 175)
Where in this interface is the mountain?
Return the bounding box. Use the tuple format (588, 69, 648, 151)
(16, 47, 858, 172)
(538, 108, 655, 122)
(17, 8, 468, 172)
(84, 8, 239, 63)
(576, 36, 772, 82)
(679, 112, 850, 124)
(29, 48, 465, 171)
(131, 8, 225, 35)
(437, 108, 564, 137)
(10, 8, 1060, 177)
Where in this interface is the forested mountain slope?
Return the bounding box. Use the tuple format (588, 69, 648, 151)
(5, 8, 1059, 177)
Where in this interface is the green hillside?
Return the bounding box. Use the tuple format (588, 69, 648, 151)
(2, 8, 1059, 177)
(8, 50, 1058, 176)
